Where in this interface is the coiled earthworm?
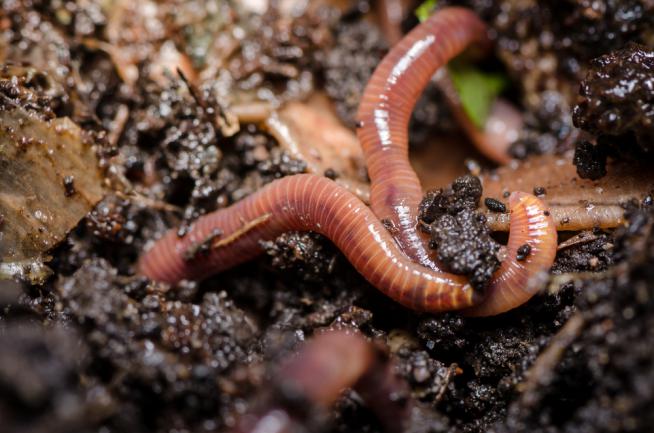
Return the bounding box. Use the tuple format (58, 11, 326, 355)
(233, 330, 410, 433)
(139, 174, 557, 315)
(140, 174, 478, 312)
(139, 7, 557, 315)
(463, 192, 557, 316)
(356, 7, 491, 269)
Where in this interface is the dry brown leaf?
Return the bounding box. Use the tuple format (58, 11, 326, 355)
(0, 107, 104, 263)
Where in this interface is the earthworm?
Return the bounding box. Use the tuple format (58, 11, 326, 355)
(463, 192, 558, 317)
(436, 70, 521, 164)
(478, 99, 522, 164)
(139, 174, 479, 312)
(233, 330, 410, 433)
(140, 174, 557, 315)
(140, 7, 558, 315)
(356, 7, 491, 268)
(375, 4, 520, 165)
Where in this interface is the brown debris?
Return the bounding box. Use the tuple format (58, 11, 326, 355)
(0, 106, 104, 263)
(556, 230, 599, 251)
(265, 95, 370, 202)
(212, 213, 272, 250)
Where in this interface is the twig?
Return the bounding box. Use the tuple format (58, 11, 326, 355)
(211, 213, 272, 249)
(517, 313, 585, 408)
(114, 191, 182, 213)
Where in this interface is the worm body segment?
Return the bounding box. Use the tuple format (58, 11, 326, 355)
(234, 330, 410, 433)
(276, 331, 376, 408)
(140, 174, 478, 312)
(277, 330, 410, 433)
(356, 7, 490, 268)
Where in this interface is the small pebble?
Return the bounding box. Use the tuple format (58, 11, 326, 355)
(177, 224, 191, 238)
(412, 366, 431, 383)
(484, 198, 507, 213)
(502, 191, 510, 198)
(643, 195, 653, 206)
(533, 186, 546, 196)
(516, 244, 532, 261)
(465, 159, 481, 176)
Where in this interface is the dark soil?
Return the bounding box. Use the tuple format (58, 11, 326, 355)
(419, 175, 501, 291)
(572, 43, 654, 179)
(1, 1, 653, 433)
(445, 0, 654, 159)
(574, 43, 654, 151)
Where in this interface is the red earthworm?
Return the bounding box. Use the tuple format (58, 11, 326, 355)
(436, 70, 521, 164)
(375, 4, 520, 165)
(477, 99, 522, 164)
(139, 174, 557, 315)
(233, 330, 411, 433)
(140, 174, 478, 312)
(463, 192, 558, 317)
(139, 8, 558, 315)
(356, 7, 492, 269)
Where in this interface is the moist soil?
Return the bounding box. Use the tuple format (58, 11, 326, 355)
(1, 1, 653, 433)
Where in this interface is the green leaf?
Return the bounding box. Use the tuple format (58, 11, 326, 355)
(415, 0, 438, 22)
(448, 64, 508, 129)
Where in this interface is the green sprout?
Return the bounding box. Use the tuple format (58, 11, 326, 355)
(415, 0, 438, 23)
